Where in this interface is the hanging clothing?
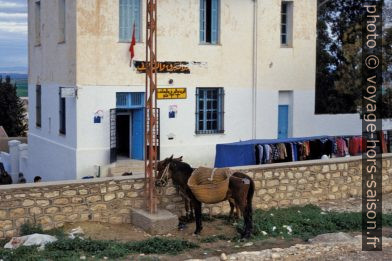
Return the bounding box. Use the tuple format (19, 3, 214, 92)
(264, 144, 272, 164)
(270, 144, 280, 161)
(379, 131, 388, 153)
(277, 143, 287, 160)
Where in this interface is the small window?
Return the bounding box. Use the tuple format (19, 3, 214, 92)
(195, 88, 224, 134)
(58, 0, 66, 43)
(35, 1, 41, 45)
(281, 1, 293, 47)
(119, 0, 141, 42)
(36, 85, 41, 127)
(200, 0, 220, 44)
(59, 90, 66, 135)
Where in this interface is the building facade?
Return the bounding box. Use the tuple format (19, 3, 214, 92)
(28, 0, 371, 181)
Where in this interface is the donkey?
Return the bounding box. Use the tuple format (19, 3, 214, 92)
(155, 156, 254, 238)
(0, 163, 12, 185)
(156, 156, 241, 221)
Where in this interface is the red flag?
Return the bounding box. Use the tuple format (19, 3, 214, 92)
(129, 23, 136, 62)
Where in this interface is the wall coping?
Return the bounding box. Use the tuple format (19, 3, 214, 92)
(230, 153, 392, 171)
(1, 153, 391, 191)
(0, 175, 138, 191)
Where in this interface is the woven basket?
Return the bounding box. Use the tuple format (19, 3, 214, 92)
(187, 167, 231, 204)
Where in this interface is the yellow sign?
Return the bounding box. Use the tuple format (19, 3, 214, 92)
(157, 88, 187, 99)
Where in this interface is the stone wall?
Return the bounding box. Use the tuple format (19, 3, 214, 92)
(0, 154, 392, 238)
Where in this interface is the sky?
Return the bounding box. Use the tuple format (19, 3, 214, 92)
(0, 0, 27, 74)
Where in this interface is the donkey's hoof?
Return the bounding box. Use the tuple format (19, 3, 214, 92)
(241, 232, 252, 239)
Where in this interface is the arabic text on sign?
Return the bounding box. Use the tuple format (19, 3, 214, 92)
(157, 88, 187, 99)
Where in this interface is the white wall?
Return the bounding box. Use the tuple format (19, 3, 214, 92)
(74, 85, 253, 177)
(28, 0, 391, 181)
(27, 83, 77, 181)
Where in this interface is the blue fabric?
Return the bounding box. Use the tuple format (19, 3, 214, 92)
(293, 143, 298, 161)
(214, 136, 332, 168)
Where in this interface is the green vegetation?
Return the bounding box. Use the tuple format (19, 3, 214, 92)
(316, 1, 392, 115)
(0, 75, 27, 136)
(238, 205, 392, 241)
(20, 222, 66, 239)
(200, 234, 231, 243)
(0, 234, 198, 260)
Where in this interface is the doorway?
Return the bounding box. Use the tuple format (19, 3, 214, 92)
(115, 110, 144, 160)
(278, 105, 289, 139)
(278, 91, 293, 139)
(116, 114, 131, 158)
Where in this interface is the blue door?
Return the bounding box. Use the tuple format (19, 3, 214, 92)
(132, 108, 144, 160)
(278, 105, 289, 139)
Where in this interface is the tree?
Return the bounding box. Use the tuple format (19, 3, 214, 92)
(316, 0, 392, 115)
(0, 76, 27, 136)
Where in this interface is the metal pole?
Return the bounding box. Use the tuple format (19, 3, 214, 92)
(145, 0, 158, 214)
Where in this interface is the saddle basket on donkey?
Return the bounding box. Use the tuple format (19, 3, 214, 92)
(187, 167, 232, 204)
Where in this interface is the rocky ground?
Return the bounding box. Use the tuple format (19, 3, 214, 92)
(187, 196, 392, 261)
(187, 233, 392, 261)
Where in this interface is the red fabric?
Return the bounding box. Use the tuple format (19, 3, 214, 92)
(349, 137, 362, 156)
(129, 23, 136, 61)
(379, 131, 388, 153)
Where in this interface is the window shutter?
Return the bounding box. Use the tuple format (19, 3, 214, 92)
(211, 0, 219, 44)
(200, 0, 206, 43)
(195, 88, 200, 132)
(218, 88, 224, 132)
(134, 0, 141, 42)
(126, 0, 132, 41)
(119, 0, 126, 41)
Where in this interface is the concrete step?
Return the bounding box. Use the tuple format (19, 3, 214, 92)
(107, 159, 145, 177)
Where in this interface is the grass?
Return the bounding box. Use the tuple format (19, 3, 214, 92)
(237, 204, 392, 241)
(0, 237, 198, 260)
(20, 222, 66, 238)
(199, 234, 231, 243)
(1, 223, 198, 260)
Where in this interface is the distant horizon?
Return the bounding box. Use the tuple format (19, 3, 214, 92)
(0, 67, 27, 75)
(0, 0, 27, 75)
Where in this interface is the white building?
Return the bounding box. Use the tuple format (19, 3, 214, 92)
(27, 0, 374, 181)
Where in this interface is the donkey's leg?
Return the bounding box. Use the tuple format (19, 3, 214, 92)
(234, 197, 248, 238)
(239, 194, 253, 239)
(183, 196, 190, 220)
(193, 200, 203, 235)
(242, 203, 253, 239)
(229, 199, 235, 220)
(189, 200, 194, 221)
(235, 203, 241, 219)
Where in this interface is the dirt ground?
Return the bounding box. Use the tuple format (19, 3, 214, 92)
(63, 218, 304, 260)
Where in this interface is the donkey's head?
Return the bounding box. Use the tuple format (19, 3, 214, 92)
(155, 155, 183, 187)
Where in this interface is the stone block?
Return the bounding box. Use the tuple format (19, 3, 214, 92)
(104, 193, 116, 201)
(44, 191, 60, 198)
(133, 183, 145, 190)
(62, 190, 77, 196)
(87, 195, 101, 203)
(53, 198, 69, 205)
(131, 208, 178, 235)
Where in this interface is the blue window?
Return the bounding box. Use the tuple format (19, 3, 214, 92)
(196, 88, 224, 134)
(119, 0, 141, 42)
(116, 92, 144, 108)
(200, 0, 220, 44)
